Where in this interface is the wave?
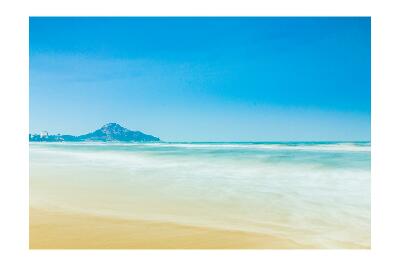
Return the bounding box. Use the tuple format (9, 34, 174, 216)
(30, 141, 371, 152)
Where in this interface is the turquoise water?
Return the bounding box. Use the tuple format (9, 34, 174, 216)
(30, 142, 370, 248)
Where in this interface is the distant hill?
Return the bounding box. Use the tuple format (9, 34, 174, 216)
(29, 123, 160, 142)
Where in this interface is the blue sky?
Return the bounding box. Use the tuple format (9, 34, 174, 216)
(30, 17, 370, 141)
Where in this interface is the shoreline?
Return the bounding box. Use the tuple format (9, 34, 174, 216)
(30, 207, 309, 249)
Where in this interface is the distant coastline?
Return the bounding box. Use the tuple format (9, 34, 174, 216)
(29, 123, 160, 142)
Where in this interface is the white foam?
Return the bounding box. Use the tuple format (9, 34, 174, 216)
(137, 142, 370, 152)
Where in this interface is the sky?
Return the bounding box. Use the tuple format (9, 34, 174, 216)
(29, 17, 371, 141)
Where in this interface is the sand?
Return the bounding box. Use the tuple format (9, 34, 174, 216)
(30, 208, 308, 249)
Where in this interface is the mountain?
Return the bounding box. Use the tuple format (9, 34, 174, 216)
(77, 123, 160, 142)
(29, 123, 160, 142)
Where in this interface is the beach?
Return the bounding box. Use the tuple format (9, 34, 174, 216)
(30, 142, 371, 249)
(30, 207, 307, 249)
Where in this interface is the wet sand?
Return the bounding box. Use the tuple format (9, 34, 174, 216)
(30, 208, 308, 249)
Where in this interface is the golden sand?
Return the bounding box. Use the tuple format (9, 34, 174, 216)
(30, 208, 308, 249)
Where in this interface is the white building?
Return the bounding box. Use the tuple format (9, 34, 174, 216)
(40, 131, 49, 138)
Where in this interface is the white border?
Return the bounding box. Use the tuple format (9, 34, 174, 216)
(1, 0, 400, 265)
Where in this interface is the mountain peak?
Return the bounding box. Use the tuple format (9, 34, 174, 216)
(101, 122, 123, 129)
(99, 123, 129, 137)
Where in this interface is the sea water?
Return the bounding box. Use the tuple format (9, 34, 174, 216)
(30, 142, 370, 248)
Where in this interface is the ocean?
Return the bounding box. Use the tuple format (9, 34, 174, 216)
(29, 141, 371, 248)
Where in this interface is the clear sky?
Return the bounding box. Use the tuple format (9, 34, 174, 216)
(30, 17, 370, 141)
